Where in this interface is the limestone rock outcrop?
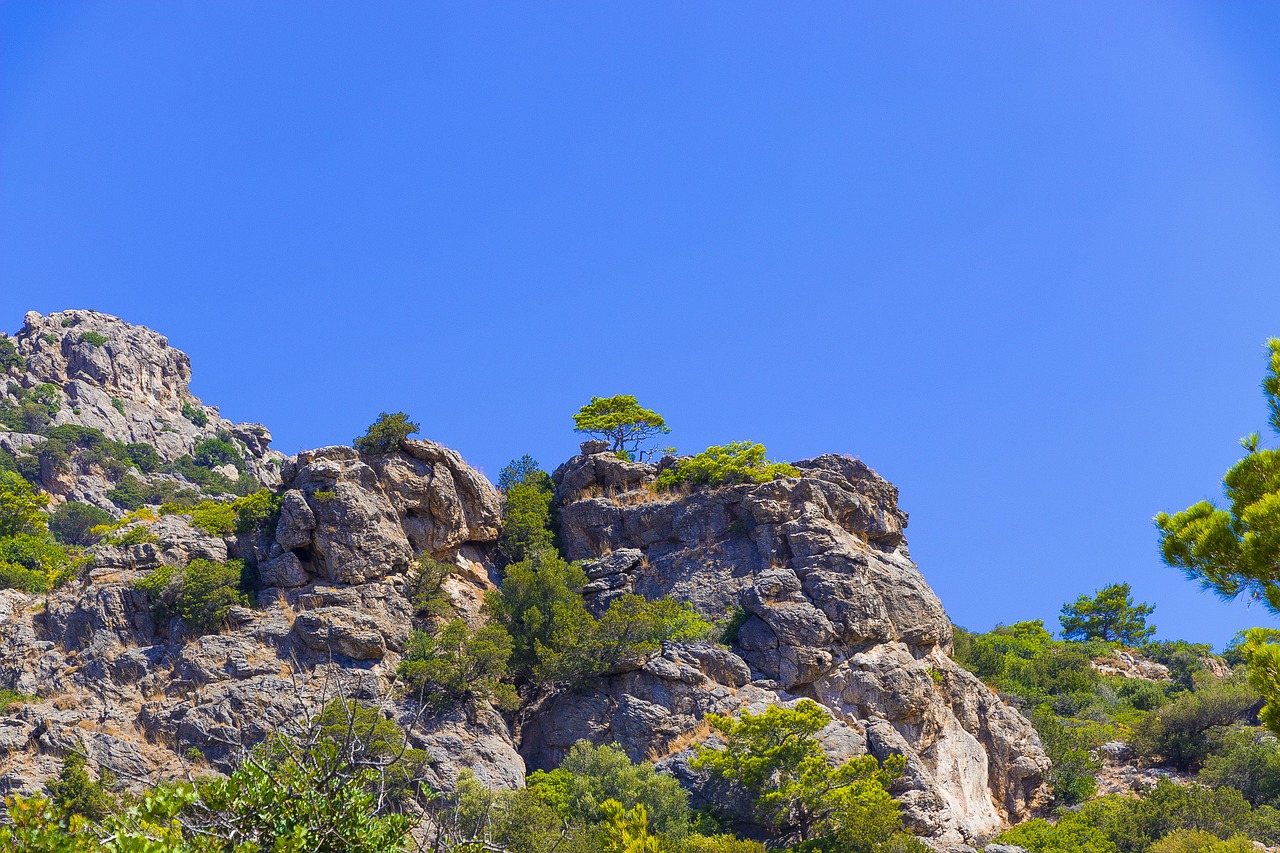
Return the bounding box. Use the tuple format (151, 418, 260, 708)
(0, 310, 1053, 850)
(539, 445, 1051, 845)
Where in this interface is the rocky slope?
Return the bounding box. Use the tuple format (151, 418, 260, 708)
(0, 311, 1050, 849)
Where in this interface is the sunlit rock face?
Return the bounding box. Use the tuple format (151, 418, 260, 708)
(532, 446, 1051, 845)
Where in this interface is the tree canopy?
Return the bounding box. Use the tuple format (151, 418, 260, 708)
(1156, 339, 1280, 612)
(353, 411, 419, 455)
(1059, 582, 1156, 645)
(573, 395, 670, 460)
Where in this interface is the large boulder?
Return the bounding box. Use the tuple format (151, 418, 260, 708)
(543, 446, 1051, 845)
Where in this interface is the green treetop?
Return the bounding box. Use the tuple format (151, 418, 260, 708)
(573, 395, 670, 460)
(354, 411, 419, 456)
(1059, 582, 1156, 645)
(1156, 339, 1280, 612)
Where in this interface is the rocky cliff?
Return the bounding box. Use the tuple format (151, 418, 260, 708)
(0, 311, 1049, 849)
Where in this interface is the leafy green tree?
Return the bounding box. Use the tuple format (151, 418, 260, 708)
(397, 619, 518, 711)
(498, 469, 556, 566)
(1149, 830, 1257, 853)
(354, 411, 419, 455)
(44, 752, 115, 823)
(0, 470, 49, 537)
(1130, 675, 1261, 770)
(48, 501, 113, 546)
(1156, 339, 1280, 611)
(0, 337, 23, 372)
(134, 558, 250, 634)
(573, 395, 670, 460)
(655, 442, 799, 491)
(600, 799, 664, 853)
(528, 741, 692, 841)
(691, 700, 910, 851)
(1198, 726, 1280, 808)
(1032, 705, 1099, 805)
(1059, 583, 1156, 645)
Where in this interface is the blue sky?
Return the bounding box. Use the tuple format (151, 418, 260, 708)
(4, 2, 1280, 648)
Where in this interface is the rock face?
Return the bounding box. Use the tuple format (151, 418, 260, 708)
(534, 446, 1051, 845)
(1, 310, 285, 510)
(0, 311, 1052, 849)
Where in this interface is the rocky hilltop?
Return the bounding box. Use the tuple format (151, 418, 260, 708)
(0, 311, 1049, 849)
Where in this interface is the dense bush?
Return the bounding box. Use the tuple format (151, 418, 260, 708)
(408, 552, 457, 620)
(1131, 675, 1260, 770)
(181, 400, 207, 427)
(528, 741, 692, 841)
(488, 548, 713, 687)
(997, 779, 1280, 852)
(0, 337, 23, 372)
(107, 474, 202, 510)
(1197, 727, 1280, 808)
(45, 752, 115, 823)
(124, 441, 163, 473)
(692, 700, 922, 852)
(134, 558, 250, 634)
(192, 435, 244, 471)
(0, 382, 60, 432)
(48, 502, 113, 547)
(497, 456, 556, 566)
(655, 442, 800, 491)
(354, 411, 418, 455)
(397, 619, 517, 711)
(77, 331, 107, 347)
(0, 473, 75, 592)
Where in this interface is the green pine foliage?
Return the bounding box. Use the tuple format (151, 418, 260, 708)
(0, 337, 24, 372)
(1060, 583, 1156, 645)
(77, 331, 107, 347)
(353, 411, 419, 455)
(655, 442, 800, 491)
(134, 558, 250, 634)
(573, 395, 671, 459)
(48, 501, 113, 547)
(398, 619, 518, 711)
(691, 700, 923, 852)
(181, 399, 208, 427)
(0, 472, 76, 592)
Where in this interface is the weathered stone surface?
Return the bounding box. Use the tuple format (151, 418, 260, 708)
(275, 490, 316, 551)
(258, 551, 309, 588)
(1, 311, 285, 508)
(538, 446, 1051, 845)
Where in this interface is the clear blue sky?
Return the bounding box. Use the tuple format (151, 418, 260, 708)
(4, 3, 1280, 649)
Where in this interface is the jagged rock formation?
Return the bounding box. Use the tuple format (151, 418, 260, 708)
(538, 447, 1051, 844)
(0, 310, 1051, 850)
(1, 309, 284, 510)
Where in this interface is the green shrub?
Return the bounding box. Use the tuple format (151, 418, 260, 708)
(354, 411, 419, 455)
(192, 436, 243, 471)
(397, 620, 517, 711)
(1132, 676, 1261, 770)
(107, 475, 202, 510)
(0, 338, 22, 372)
(110, 398, 125, 416)
(77, 331, 107, 347)
(1149, 829, 1258, 853)
(1031, 704, 1099, 805)
(312, 489, 336, 503)
(408, 553, 457, 620)
(107, 525, 159, 547)
(655, 442, 800, 491)
(134, 558, 249, 634)
(124, 443, 162, 474)
(497, 474, 556, 566)
(187, 501, 236, 536)
(181, 400, 207, 427)
(231, 489, 280, 534)
(997, 811, 1117, 853)
(1198, 728, 1280, 808)
(45, 752, 115, 823)
(48, 501, 114, 547)
(528, 741, 692, 841)
(0, 383, 60, 433)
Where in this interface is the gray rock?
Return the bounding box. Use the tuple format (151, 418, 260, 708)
(275, 490, 316, 551)
(536, 451, 1051, 845)
(293, 606, 389, 660)
(258, 551, 309, 588)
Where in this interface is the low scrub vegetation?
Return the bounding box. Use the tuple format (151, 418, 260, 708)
(134, 558, 251, 634)
(655, 442, 800, 491)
